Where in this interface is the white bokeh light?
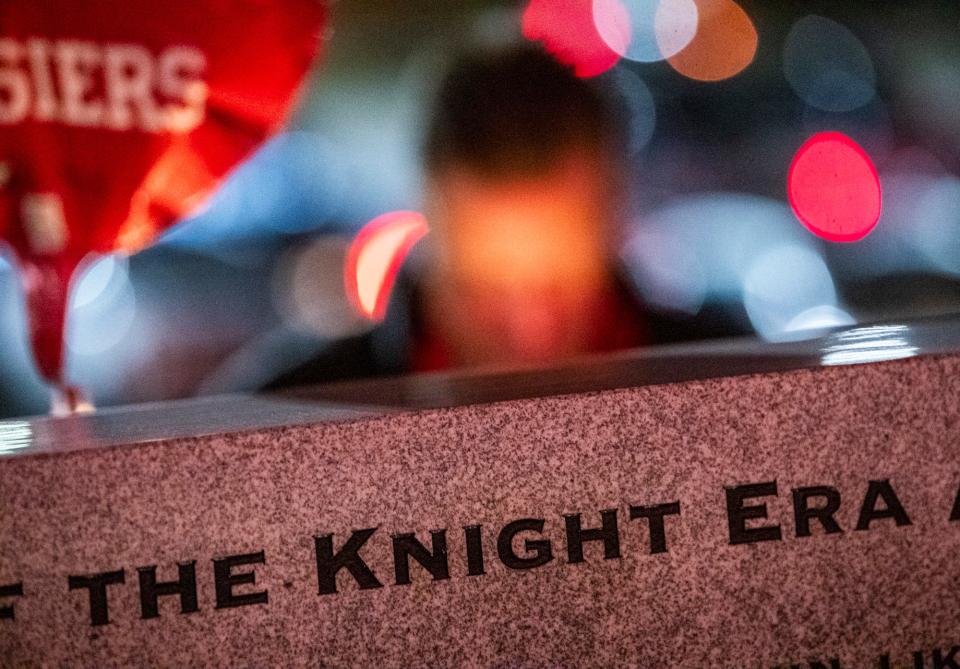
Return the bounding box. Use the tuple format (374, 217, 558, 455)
(784, 16, 876, 113)
(623, 229, 707, 315)
(623, 193, 814, 316)
(612, 68, 657, 155)
(594, 0, 698, 64)
(783, 305, 856, 340)
(67, 255, 136, 357)
(72, 255, 123, 309)
(910, 176, 960, 276)
(743, 244, 843, 342)
(272, 237, 371, 341)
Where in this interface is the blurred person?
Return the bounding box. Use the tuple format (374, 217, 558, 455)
(268, 44, 647, 389)
(411, 44, 646, 370)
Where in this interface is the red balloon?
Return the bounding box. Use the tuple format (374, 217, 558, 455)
(788, 131, 882, 243)
(0, 0, 326, 384)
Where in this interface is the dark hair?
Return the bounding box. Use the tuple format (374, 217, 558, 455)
(423, 44, 625, 179)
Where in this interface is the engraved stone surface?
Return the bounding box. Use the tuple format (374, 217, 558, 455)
(2, 354, 959, 667)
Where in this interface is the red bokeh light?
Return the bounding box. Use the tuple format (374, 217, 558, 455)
(788, 131, 882, 242)
(345, 211, 429, 322)
(521, 0, 626, 78)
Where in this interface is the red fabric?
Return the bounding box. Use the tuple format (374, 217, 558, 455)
(0, 0, 326, 381)
(412, 280, 648, 373)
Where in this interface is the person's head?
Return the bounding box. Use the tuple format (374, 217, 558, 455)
(421, 44, 629, 367)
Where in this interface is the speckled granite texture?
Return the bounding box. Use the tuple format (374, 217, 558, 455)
(2, 355, 960, 668)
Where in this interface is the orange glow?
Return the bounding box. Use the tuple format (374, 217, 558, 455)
(420, 153, 617, 367)
(667, 0, 757, 82)
(522, 0, 625, 78)
(115, 137, 217, 254)
(429, 160, 609, 289)
(345, 211, 429, 321)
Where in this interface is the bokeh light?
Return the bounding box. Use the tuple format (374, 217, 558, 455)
(910, 176, 960, 276)
(274, 238, 369, 340)
(784, 16, 876, 113)
(623, 228, 708, 315)
(345, 211, 429, 321)
(522, 0, 624, 77)
(788, 132, 882, 243)
(784, 305, 856, 337)
(742, 244, 844, 342)
(622, 193, 817, 312)
(611, 68, 658, 154)
(825, 152, 949, 282)
(593, 0, 698, 63)
(0, 265, 50, 414)
(666, 0, 757, 82)
(66, 255, 137, 357)
(72, 255, 124, 309)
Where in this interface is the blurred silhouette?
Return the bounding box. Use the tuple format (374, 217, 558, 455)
(411, 44, 646, 370)
(268, 44, 647, 389)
